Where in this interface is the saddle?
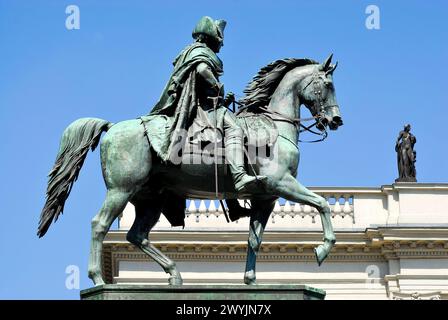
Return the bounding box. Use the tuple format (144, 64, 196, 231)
(183, 107, 279, 157)
(141, 108, 278, 164)
(237, 112, 278, 149)
(184, 106, 226, 160)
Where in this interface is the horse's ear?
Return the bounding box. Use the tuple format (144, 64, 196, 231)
(326, 61, 338, 75)
(320, 53, 333, 71)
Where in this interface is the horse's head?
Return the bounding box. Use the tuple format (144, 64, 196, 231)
(300, 54, 343, 131)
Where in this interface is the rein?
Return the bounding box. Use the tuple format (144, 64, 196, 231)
(257, 105, 328, 143)
(235, 100, 328, 144)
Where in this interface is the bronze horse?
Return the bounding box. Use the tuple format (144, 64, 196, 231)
(38, 54, 342, 286)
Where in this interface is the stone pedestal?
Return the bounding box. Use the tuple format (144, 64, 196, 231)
(80, 284, 326, 300)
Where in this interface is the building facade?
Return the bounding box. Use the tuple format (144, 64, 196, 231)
(103, 183, 448, 300)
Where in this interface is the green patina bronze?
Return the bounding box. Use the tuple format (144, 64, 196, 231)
(38, 16, 343, 288)
(147, 41, 222, 161)
(80, 284, 326, 300)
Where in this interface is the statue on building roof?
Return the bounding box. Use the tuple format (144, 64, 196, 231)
(395, 124, 417, 182)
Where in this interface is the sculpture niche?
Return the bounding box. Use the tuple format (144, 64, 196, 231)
(38, 16, 343, 286)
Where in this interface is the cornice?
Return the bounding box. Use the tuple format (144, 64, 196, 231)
(102, 227, 448, 284)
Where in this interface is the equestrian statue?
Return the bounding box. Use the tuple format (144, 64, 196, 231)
(38, 16, 343, 286)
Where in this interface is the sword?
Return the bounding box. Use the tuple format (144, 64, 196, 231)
(210, 84, 230, 223)
(210, 83, 230, 223)
(210, 89, 221, 199)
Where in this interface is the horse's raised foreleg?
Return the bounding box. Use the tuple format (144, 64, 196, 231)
(126, 200, 183, 285)
(88, 188, 132, 285)
(244, 198, 276, 285)
(275, 174, 336, 265)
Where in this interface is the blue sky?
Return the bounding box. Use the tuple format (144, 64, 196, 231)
(0, 1, 447, 299)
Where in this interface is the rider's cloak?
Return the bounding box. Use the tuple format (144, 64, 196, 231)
(144, 42, 223, 162)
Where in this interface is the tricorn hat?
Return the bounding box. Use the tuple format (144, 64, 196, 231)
(192, 16, 226, 44)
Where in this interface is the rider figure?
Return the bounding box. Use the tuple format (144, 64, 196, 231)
(149, 16, 266, 192)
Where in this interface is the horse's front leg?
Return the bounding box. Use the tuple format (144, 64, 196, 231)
(244, 198, 276, 285)
(274, 174, 336, 265)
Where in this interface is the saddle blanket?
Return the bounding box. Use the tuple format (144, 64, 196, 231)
(140, 110, 278, 160)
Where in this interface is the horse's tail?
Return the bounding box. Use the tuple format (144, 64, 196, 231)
(37, 118, 113, 238)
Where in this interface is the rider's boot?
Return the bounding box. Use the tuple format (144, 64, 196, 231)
(225, 127, 267, 193)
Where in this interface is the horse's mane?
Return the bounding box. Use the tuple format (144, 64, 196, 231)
(238, 58, 318, 113)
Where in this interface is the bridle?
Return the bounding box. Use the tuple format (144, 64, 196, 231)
(236, 71, 338, 143)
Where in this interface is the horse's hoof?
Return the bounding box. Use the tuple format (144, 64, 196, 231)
(168, 276, 183, 286)
(314, 246, 325, 266)
(244, 271, 257, 285)
(94, 281, 105, 287)
(89, 273, 105, 286)
(314, 240, 334, 266)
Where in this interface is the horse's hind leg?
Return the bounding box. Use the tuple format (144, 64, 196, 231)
(126, 200, 183, 285)
(244, 198, 276, 285)
(88, 188, 131, 285)
(275, 174, 335, 265)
